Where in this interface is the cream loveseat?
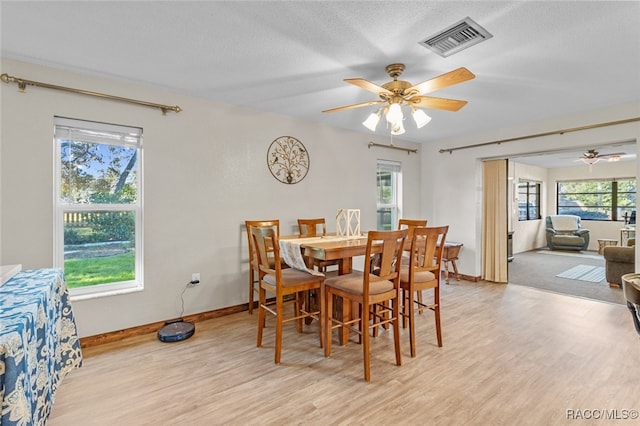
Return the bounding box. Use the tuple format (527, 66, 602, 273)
(545, 215, 590, 251)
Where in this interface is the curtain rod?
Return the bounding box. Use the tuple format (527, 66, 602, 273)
(439, 116, 640, 154)
(368, 141, 418, 155)
(1, 73, 182, 115)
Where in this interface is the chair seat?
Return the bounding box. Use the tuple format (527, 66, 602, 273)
(325, 271, 394, 295)
(263, 268, 323, 288)
(399, 265, 436, 284)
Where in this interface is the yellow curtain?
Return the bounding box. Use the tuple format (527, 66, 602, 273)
(482, 159, 508, 283)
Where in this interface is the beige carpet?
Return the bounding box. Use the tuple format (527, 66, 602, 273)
(508, 249, 625, 305)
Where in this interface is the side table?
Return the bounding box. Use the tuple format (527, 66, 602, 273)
(597, 238, 618, 255)
(442, 242, 463, 284)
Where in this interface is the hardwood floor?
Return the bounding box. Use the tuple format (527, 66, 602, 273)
(49, 280, 639, 425)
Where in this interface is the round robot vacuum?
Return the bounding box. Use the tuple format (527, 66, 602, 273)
(157, 320, 195, 342)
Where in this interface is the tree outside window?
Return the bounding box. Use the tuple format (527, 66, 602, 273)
(557, 179, 636, 221)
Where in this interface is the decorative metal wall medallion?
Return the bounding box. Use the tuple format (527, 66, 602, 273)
(267, 136, 309, 184)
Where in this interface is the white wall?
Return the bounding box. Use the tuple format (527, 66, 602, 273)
(421, 102, 640, 280)
(0, 59, 422, 337)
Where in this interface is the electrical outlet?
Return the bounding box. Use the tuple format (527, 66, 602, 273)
(191, 273, 200, 285)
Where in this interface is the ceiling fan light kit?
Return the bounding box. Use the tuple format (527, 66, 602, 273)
(411, 107, 432, 128)
(579, 149, 626, 166)
(323, 63, 475, 135)
(581, 157, 600, 165)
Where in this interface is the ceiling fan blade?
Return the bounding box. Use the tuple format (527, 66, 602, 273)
(598, 152, 627, 158)
(344, 78, 394, 97)
(409, 96, 468, 111)
(322, 100, 385, 113)
(404, 67, 476, 96)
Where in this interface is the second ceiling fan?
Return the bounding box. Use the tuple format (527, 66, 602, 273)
(579, 149, 627, 165)
(323, 63, 475, 135)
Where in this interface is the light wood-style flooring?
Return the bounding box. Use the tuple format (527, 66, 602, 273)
(48, 280, 640, 425)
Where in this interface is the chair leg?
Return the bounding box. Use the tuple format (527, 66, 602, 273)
(295, 292, 304, 333)
(401, 289, 409, 328)
(324, 288, 333, 357)
(257, 286, 266, 347)
(362, 304, 371, 382)
(248, 267, 255, 314)
(275, 296, 284, 364)
(304, 289, 315, 325)
(434, 287, 442, 347)
(409, 288, 417, 357)
(392, 296, 402, 367)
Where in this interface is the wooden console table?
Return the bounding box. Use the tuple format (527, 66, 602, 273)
(442, 242, 463, 284)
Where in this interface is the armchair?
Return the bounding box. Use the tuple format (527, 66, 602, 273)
(604, 238, 635, 287)
(545, 215, 590, 251)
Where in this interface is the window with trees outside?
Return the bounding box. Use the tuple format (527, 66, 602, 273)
(54, 117, 143, 298)
(518, 180, 541, 221)
(376, 160, 402, 230)
(557, 178, 636, 221)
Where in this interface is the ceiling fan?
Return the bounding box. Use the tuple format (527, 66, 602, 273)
(322, 63, 475, 135)
(579, 149, 626, 165)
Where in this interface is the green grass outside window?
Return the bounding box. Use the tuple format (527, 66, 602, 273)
(64, 251, 135, 288)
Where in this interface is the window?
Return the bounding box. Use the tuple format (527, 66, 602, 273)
(376, 160, 402, 230)
(557, 178, 636, 221)
(54, 117, 143, 298)
(518, 180, 541, 221)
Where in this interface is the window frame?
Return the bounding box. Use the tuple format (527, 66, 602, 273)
(517, 180, 541, 221)
(376, 160, 402, 230)
(556, 178, 636, 221)
(53, 117, 144, 299)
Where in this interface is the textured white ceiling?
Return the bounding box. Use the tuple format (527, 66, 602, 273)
(1, 1, 639, 166)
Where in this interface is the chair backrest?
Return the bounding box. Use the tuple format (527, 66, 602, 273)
(398, 219, 427, 243)
(546, 215, 581, 231)
(251, 226, 283, 279)
(245, 220, 280, 266)
(409, 226, 449, 277)
(297, 218, 327, 237)
(364, 230, 407, 290)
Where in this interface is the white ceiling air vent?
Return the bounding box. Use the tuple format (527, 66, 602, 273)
(419, 17, 492, 57)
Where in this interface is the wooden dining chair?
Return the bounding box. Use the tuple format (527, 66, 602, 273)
(251, 226, 324, 364)
(370, 218, 428, 336)
(399, 218, 427, 257)
(245, 219, 281, 314)
(397, 218, 428, 305)
(398, 218, 428, 238)
(399, 225, 448, 357)
(324, 229, 407, 382)
(297, 218, 340, 272)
